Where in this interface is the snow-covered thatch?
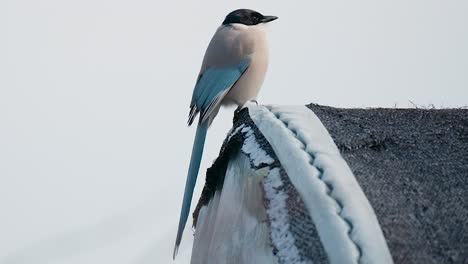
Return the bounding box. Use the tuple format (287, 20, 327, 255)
(192, 102, 468, 264)
(192, 102, 417, 264)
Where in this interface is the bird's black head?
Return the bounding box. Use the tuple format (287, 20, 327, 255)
(222, 9, 278, 26)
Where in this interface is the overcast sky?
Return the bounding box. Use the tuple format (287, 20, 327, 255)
(1, 1, 467, 263)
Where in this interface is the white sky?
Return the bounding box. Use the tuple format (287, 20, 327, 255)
(0, 0, 467, 263)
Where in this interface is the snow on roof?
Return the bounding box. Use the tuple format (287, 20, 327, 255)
(194, 102, 423, 263)
(192, 102, 467, 263)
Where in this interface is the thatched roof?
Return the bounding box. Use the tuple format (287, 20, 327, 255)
(192, 103, 467, 264)
(307, 104, 468, 263)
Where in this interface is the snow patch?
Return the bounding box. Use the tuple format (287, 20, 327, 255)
(240, 126, 274, 167)
(263, 168, 312, 264)
(227, 124, 245, 142)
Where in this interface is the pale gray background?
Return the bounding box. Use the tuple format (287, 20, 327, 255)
(0, 0, 467, 263)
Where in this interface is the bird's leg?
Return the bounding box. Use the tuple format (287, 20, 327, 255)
(234, 106, 242, 115)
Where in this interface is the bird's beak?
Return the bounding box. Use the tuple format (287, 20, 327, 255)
(261, 16, 278, 23)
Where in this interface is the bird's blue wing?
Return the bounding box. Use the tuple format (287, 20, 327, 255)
(189, 58, 251, 124)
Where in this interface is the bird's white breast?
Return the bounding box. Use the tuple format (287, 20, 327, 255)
(200, 24, 270, 106)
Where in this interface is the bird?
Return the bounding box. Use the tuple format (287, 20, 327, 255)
(174, 9, 278, 258)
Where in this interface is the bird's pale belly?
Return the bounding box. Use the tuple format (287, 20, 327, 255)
(222, 52, 269, 106)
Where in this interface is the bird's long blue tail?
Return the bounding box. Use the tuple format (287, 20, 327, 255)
(173, 122, 208, 259)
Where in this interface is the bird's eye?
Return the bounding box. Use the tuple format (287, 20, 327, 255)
(251, 15, 261, 24)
